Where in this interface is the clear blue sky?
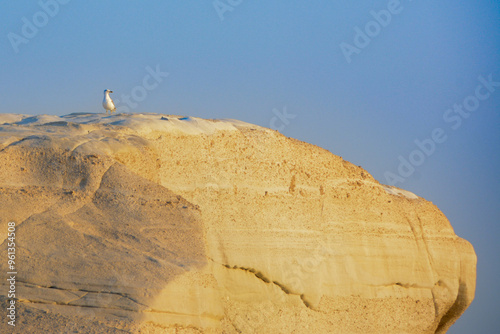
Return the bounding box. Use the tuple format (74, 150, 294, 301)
(2, 1, 499, 332)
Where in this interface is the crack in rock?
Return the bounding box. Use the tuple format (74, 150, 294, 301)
(209, 258, 313, 309)
(14, 280, 149, 309)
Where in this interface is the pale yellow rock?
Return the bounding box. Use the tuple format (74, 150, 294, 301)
(0, 113, 476, 333)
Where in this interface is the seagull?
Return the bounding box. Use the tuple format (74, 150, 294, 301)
(102, 89, 116, 114)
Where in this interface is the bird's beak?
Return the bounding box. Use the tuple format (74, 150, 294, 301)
(109, 91, 113, 93)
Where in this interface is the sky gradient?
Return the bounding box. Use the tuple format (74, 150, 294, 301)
(2, 1, 499, 332)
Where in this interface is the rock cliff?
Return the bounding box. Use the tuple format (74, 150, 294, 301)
(0, 113, 476, 333)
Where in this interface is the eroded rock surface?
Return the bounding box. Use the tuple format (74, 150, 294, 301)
(0, 113, 476, 333)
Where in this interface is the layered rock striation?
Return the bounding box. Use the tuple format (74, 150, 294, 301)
(0, 113, 476, 333)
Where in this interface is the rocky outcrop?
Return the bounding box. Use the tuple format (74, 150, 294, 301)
(0, 113, 476, 333)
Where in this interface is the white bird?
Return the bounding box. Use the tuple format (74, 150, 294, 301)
(102, 89, 116, 114)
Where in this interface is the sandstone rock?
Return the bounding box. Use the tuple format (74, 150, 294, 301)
(0, 113, 476, 333)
